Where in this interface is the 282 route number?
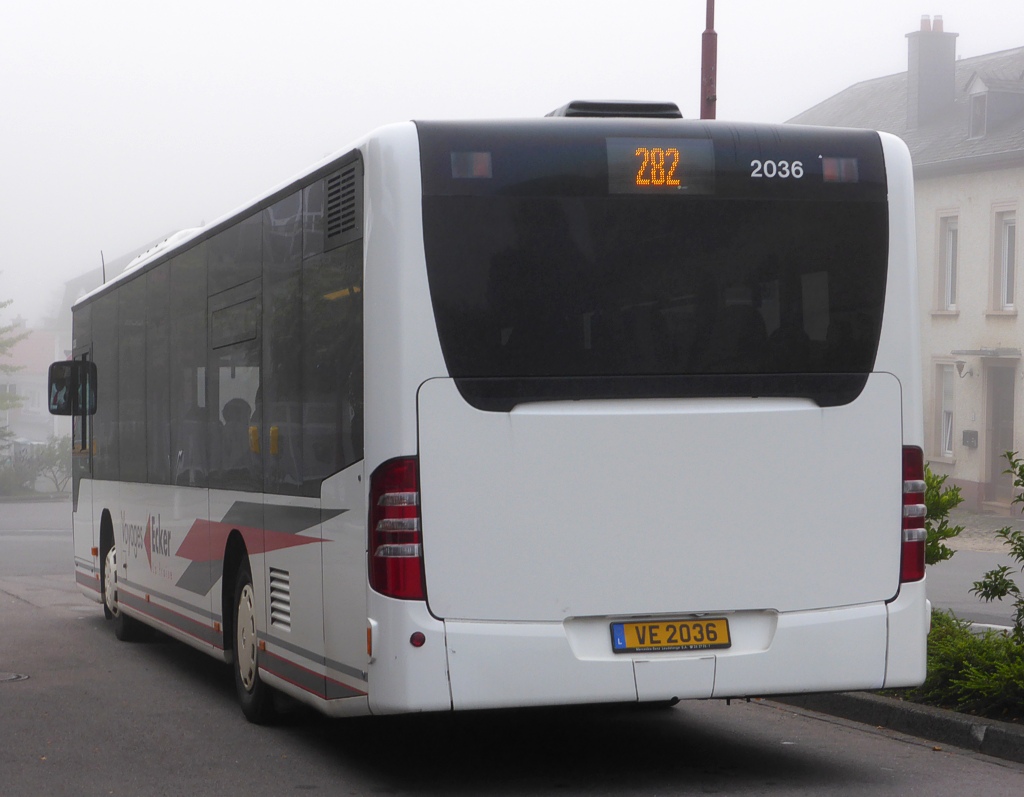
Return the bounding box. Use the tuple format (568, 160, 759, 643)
(750, 159, 804, 179)
(635, 147, 682, 187)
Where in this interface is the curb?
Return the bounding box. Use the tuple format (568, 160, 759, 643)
(772, 691, 1024, 764)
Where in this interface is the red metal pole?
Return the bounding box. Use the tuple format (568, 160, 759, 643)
(700, 0, 717, 119)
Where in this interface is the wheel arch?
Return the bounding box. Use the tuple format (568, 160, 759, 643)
(99, 508, 114, 557)
(222, 530, 249, 657)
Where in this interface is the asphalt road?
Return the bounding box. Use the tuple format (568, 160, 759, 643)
(938, 505, 1024, 627)
(3, 582, 1024, 796)
(0, 499, 74, 577)
(928, 549, 1023, 626)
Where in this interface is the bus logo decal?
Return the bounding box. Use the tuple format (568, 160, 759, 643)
(171, 502, 346, 596)
(121, 512, 173, 579)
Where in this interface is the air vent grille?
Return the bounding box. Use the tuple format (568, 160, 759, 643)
(324, 159, 363, 251)
(269, 567, 292, 631)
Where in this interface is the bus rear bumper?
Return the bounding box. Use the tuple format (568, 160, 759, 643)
(442, 600, 911, 711)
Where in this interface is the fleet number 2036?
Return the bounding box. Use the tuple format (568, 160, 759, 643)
(750, 159, 804, 179)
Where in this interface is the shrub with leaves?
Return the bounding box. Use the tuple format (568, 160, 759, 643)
(971, 450, 1024, 642)
(904, 610, 1024, 722)
(971, 532, 1024, 640)
(924, 466, 964, 566)
(909, 610, 981, 707)
(953, 635, 1024, 720)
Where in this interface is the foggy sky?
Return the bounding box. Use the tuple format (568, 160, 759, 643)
(2, 0, 1022, 326)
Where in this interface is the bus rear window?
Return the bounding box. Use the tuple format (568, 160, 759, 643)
(418, 122, 889, 409)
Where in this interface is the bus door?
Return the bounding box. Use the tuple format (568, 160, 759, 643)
(208, 279, 332, 690)
(70, 348, 95, 574)
(208, 282, 265, 622)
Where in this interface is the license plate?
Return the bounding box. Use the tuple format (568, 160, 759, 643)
(610, 618, 731, 653)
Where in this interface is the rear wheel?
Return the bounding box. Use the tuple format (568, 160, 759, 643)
(103, 546, 144, 642)
(233, 559, 278, 724)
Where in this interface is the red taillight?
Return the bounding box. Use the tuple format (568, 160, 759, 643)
(368, 457, 426, 600)
(901, 446, 926, 582)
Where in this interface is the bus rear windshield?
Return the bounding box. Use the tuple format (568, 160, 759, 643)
(418, 121, 889, 410)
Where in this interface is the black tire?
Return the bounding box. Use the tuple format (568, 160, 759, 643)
(112, 605, 145, 642)
(233, 558, 278, 724)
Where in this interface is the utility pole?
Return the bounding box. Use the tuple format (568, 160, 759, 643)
(700, 0, 717, 119)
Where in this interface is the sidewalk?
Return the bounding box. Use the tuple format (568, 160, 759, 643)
(947, 505, 1024, 554)
(773, 691, 1024, 765)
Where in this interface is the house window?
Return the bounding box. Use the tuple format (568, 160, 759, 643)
(939, 216, 959, 310)
(997, 211, 1017, 310)
(939, 364, 955, 457)
(970, 94, 988, 139)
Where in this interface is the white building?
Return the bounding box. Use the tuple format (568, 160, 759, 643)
(0, 317, 63, 450)
(791, 16, 1024, 510)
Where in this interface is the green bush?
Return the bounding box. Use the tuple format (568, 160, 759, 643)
(903, 610, 1024, 722)
(971, 450, 1024, 641)
(910, 610, 979, 706)
(924, 467, 964, 565)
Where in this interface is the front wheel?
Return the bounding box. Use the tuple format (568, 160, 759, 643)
(233, 559, 278, 724)
(103, 546, 144, 641)
(103, 546, 118, 619)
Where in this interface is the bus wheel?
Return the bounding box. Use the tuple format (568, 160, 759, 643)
(103, 547, 144, 642)
(101, 539, 113, 620)
(233, 559, 277, 724)
(103, 546, 119, 619)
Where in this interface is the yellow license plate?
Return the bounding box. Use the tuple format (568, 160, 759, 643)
(611, 618, 731, 653)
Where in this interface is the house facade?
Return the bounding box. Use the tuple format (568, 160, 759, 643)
(791, 16, 1024, 510)
(0, 318, 64, 453)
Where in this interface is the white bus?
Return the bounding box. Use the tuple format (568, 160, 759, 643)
(50, 101, 928, 723)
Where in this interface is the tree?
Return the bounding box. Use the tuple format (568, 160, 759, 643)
(0, 293, 29, 453)
(33, 435, 71, 493)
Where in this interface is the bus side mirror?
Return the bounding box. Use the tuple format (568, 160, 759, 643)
(48, 361, 97, 416)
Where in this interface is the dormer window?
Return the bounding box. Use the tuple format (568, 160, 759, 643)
(970, 93, 988, 138)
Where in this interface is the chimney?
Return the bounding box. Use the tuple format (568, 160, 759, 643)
(906, 15, 958, 129)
